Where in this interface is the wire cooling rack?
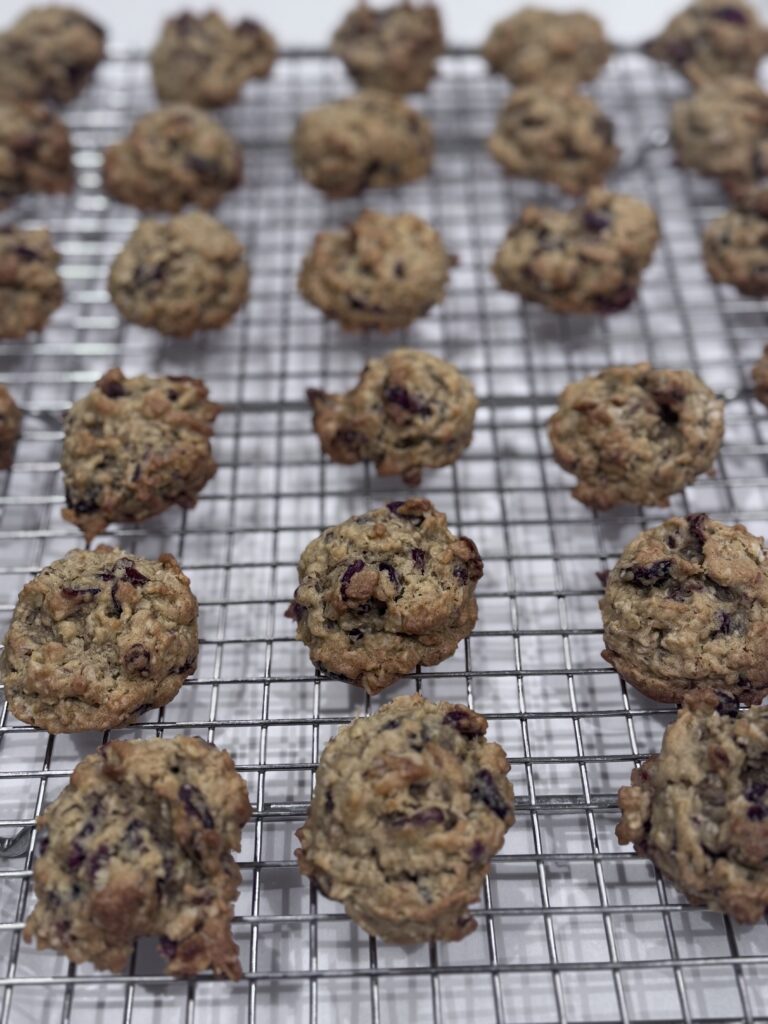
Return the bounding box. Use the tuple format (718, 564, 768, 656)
(0, 45, 767, 1024)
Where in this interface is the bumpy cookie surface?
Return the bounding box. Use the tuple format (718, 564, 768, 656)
(308, 348, 477, 484)
(752, 345, 768, 406)
(482, 7, 610, 85)
(109, 212, 249, 336)
(0, 384, 21, 470)
(1, 546, 197, 733)
(0, 226, 63, 339)
(24, 736, 250, 976)
(296, 694, 514, 942)
(644, 0, 768, 81)
(703, 209, 768, 295)
(548, 363, 724, 509)
(617, 696, 768, 922)
(0, 6, 104, 103)
(103, 104, 242, 212)
(332, 3, 443, 93)
(294, 90, 432, 198)
(487, 85, 618, 195)
(299, 210, 453, 330)
(151, 11, 275, 107)
(600, 514, 768, 705)
(493, 187, 659, 314)
(0, 102, 72, 205)
(61, 369, 220, 541)
(287, 498, 483, 694)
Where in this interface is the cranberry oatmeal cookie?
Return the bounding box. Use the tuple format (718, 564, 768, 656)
(703, 208, 768, 295)
(0, 102, 72, 206)
(0, 384, 21, 470)
(24, 736, 250, 976)
(0, 226, 63, 339)
(296, 694, 514, 943)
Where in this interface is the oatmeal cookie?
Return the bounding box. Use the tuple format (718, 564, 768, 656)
(296, 694, 514, 943)
(600, 514, 768, 705)
(24, 736, 250, 976)
(703, 208, 768, 295)
(548, 363, 724, 509)
(308, 348, 477, 484)
(0, 384, 21, 470)
(0, 226, 63, 339)
(0, 102, 72, 205)
(752, 345, 768, 406)
(287, 498, 483, 695)
(103, 104, 242, 212)
(61, 369, 220, 542)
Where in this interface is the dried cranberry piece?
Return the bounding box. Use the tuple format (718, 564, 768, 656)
(340, 559, 365, 600)
(595, 285, 636, 312)
(380, 718, 401, 731)
(159, 936, 178, 958)
(443, 708, 484, 737)
(747, 804, 766, 821)
(187, 155, 221, 177)
(179, 783, 214, 828)
(686, 513, 709, 549)
(619, 560, 672, 587)
(713, 6, 747, 23)
(714, 691, 740, 717)
(471, 770, 509, 819)
(746, 782, 767, 801)
(596, 569, 610, 588)
(109, 581, 122, 618)
(60, 586, 100, 599)
(285, 600, 306, 621)
(469, 840, 486, 864)
(66, 843, 86, 870)
(15, 245, 41, 262)
(88, 844, 110, 879)
(116, 560, 149, 586)
(454, 564, 468, 584)
(715, 611, 733, 635)
(38, 836, 49, 855)
(387, 501, 424, 526)
(583, 210, 611, 233)
(384, 385, 430, 415)
(412, 548, 426, 572)
(124, 644, 151, 673)
(378, 562, 400, 590)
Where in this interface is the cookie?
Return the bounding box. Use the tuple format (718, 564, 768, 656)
(299, 209, 454, 331)
(616, 694, 768, 923)
(482, 8, 610, 85)
(109, 212, 249, 337)
(308, 348, 477, 484)
(103, 104, 242, 212)
(752, 346, 768, 406)
(0, 101, 72, 206)
(151, 11, 275, 107)
(332, 3, 443, 93)
(24, 736, 250, 976)
(548, 363, 724, 509)
(0, 226, 63, 339)
(296, 694, 514, 943)
(600, 514, 768, 706)
(702, 208, 768, 296)
(492, 187, 659, 314)
(0, 384, 21, 470)
(287, 498, 483, 695)
(61, 369, 220, 542)
(1, 546, 197, 734)
(293, 90, 432, 198)
(487, 85, 618, 195)
(0, 6, 105, 104)
(644, 0, 768, 81)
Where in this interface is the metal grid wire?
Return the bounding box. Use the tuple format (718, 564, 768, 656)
(0, 46, 767, 1024)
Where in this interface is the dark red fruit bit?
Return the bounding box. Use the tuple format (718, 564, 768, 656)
(340, 559, 366, 600)
(88, 844, 110, 879)
(620, 560, 672, 587)
(596, 570, 610, 588)
(714, 7, 747, 22)
(583, 210, 611, 233)
(159, 936, 178, 958)
(379, 562, 400, 588)
(716, 611, 733, 635)
(471, 770, 508, 819)
(686, 513, 709, 548)
(469, 840, 486, 864)
(454, 564, 469, 584)
(124, 644, 151, 673)
(61, 586, 100, 598)
(67, 843, 86, 870)
(187, 155, 220, 177)
(747, 804, 766, 820)
(667, 584, 691, 602)
(109, 581, 122, 618)
(412, 548, 426, 572)
(324, 789, 334, 813)
(384, 385, 430, 415)
(346, 627, 364, 641)
(38, 836, 49, 854)
(443, 709, 484, 737)
(595, 286, 636, 312)
(714, 691, 740, 717)
(388, 501, 404, 513)
(409, 807, 445, 826)
(120, 561, 149, 586)
(387, 501, 424, 526)
(380, 718, 401, 731)
(285, 600, 306, 621)
(179, 783, 214, 829)
(15, 245, 41, 262)
(746, 782, 766, 801)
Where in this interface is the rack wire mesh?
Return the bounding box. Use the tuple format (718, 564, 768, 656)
(0, 45, 767, 1024)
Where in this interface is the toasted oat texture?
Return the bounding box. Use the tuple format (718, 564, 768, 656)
(0, 6, 105, 104)
(296, 694, 514, 943)
(1, 546, 198, 733)
(0, 226, 63, 339)
(482, 7, 610, 85)
(103, 104, 242, 212)
(703, 208, 768, 296)
(600, 514, 768, 705)
(0, 384, 21, 469)
(293, 90, 432, 197)
(493, 187, 659, 314)
(299, 209, 453, 330)
(308, 348, 477, 484)
(644, 0, 768, 81)
(752, 346, 768, 406)
(287, 498, 483, 695)
(24, 736, 250, 976)
(548, 363, 724, 509)
(487, 85, 618, 194)
(109, 212, 249, 336)
(0, 102, 72, 206)
(617, 695, 768, 922)
(151, 11, 275, 107)
(61, 369, 220, 541)
(332, 3, 443, 93)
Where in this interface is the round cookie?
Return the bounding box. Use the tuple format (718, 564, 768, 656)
(0, 384, 21, 470)
(151, 11, 275, 108)
(308, 348, 477, 484)
(109, 212, 249, 336)
(548, 363, 724, 509)
(600, 513, 768, 706)
(103, 104, 242, 212)
(1, 546, 198, 733)
(24, 736, 250, 976)
(482, 8, 610, 86)
(0, 6, 105, 104)
(492, 187, 659, 314)
(332, 3, 443, 94)
(61, 368, 220, 542)
(287, 498, 484, 695)
(0, 102, 72, 206)
(293, 90, 432, 198)
(644, 0, 768, 81)
(703, 208, 768, 296)
(616, 695, 768, 923)
(752, 345, 768, 406)
(487, 85, 618, 195)
(0, 226, 63, 339)
(296, 694, 515, 943)
(299, 209, 454, 331)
